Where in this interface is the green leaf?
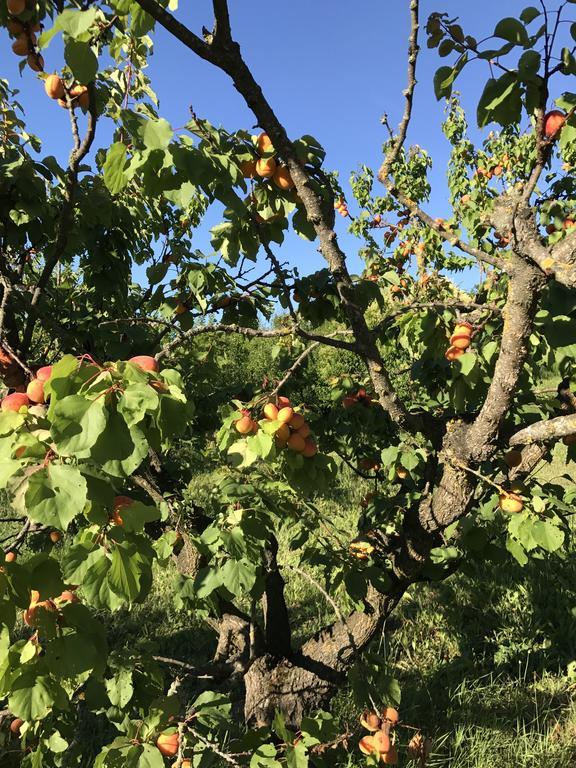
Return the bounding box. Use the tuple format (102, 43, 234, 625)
(520, 6, 541, 24)
(220, 558, 257, 596)
(494, 17, 528, 45)
(51, 395, 108, 458)
(531, 520, 564, 552)
(25, 464, 87, 530)
(138, 118, 173, 150)
(64, 39, 98, 83)
(105, 667, 134, 708)
(131, 2, 156, 36)
(286, 741, 308, 768)
(103, 143, 130, 195)
(117, 385, 159, 428)
(108, 543, 143, 602)
(9, 671, 69, 721)
(477, 73, 522, 127)
(434, 66, 457, 100)
(57, 7, 98, 36)
(518, 50, 541, 81)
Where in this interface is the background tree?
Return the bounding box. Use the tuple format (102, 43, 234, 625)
(1, 0, 576, 766)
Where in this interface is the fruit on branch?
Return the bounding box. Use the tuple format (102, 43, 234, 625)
(11, 34, 29, 55)
(44, 74, 65, 100)
(7, 0, 26, 15)
(449, 333, 471, 351)
(289, 412, 305, 430)
(301, 439, 317, 457)
(373, 730, 391, 754)
(129, 355, 159, 373)
(181, 761, 191, 768)
(273, 165, 294, 191)
(156, 731, 180, 757)
(111, 495, 134, 526)
(349, 536, 375, 559)
(277, 395, 291, 408)
(235, 414, 254, 434)
(382, 707, 399, 725)
(26, 378, 45, 404)
(27, 52, 43, 71)
(56, 590, 79, 604)
(1, 392, 30, 412)
(499, 492, 524, 513)
(445, 346, 464, 361)
(296, 422, 311, 439)
(256, 157, 277, 178)
(277, 406, 294, 423)
(36, 366, 52, 382)
(256, 132, 274, 155)
(396, 465, 408, 480)
(360, 492, 376, 509)
(23, 598, 58, 628)
(287, 433, 306, 452)
(360, 711, 382, 732)
(263, 403, 279, 420)
(544, 109, 566, 139)
(5, 551, 16, 563)
(9, 717, 24, 735)
(7, 18, 24, 34)
(334, 199, 348, 217)
(504, 450, 522, 468)
(382, 744, 398, 764)
(358, 735, 378, 755)
(453, 322, 473, 337)
(49, 531, 61, 544)
(70, 84, 89, 109)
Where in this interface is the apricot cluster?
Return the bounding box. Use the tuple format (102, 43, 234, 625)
(334, 198, 348, 217)
(1, 364, 52, 413)
(241, 132, 295, 191)
(342, 387, 373, 408)
(263, 397, 318, 457)
(23, 586, 79, 628)
(44, 73, 89, 110)
(445, 321, 473, 361)
(358, 707, 400, 764)
(5, 0, 44, 72)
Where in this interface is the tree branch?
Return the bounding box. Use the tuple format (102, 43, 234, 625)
(509, 412, 576, 446)
(261, 535, 292, 657)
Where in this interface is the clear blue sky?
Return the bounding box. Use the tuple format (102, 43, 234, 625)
(4, 0, 552, 290)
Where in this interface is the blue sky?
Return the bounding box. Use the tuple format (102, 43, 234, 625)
(4, 0, 558, 291)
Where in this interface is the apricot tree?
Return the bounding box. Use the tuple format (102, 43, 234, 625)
(1, 0, 576, 766)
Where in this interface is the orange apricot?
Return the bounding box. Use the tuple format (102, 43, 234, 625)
(235, 415, 253, 434)
(445, 346, 464, 361)
(5, 551, 16, 563)
(273, 165, 294, 191)
(277, 406, 294, 423)
(302, 439, 317, 457)
(296, 423, 311, 439)
(360, 711, 382, 732)
(289, 412, 305, 430)
(49, 531, 61, 544)
(256, 132, 274, 155)
(44, 74, 65, 100)
(382, 744, 398, 764)
(7, 0, 26, 14)
(11, 35, 29, 55)
(156, 731, 180, 757)
(499, 492, 524, 513)
(263, 403, 278, 420)
(359, 735, 377, 756)
(10, 718, 24, 735)
(382, 707, 399, 725)
(544, 109, 565, 139)
(373, 730, 391, 754)
(449, 333, 471, 350)
(287, 433, 306, 452)
(256, 157, 277, 178)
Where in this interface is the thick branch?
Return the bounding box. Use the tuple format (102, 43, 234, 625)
(132, 0, 416, 434)
(509, 413, 576, 446)
(261, 536, 292, 657)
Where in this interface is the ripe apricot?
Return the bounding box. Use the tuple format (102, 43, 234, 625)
(359, 735, 377, 755)
(256, 157, 277, 178)
(302, 439, 317, 457)
(263, 403, 278, 420)
(70, 84, 89, 109)
(11, 35, 29, 55)
(296, 422, 311, 439)
(396, 465, 408, 480)
(24, 599, 58, 627)
(10, 718, 24, 735)
(27, 53, 44, 72)
(277, 406, 294, 423)
(499, 492, 523, 513)
(450, 333, 471, 350)
(273, 165, 294, 191)
(5, 551, 16, 563)
(7, 18, 24, 34)
(156, 731, 180, 757)
(251, 420, 259, 433)
(129, 355, 159, 372)
(49, 531, 61, 544)
(26, 378, 45, 404)
(504, 450, 522, 468)
(256, 132, 274, 155)
(235, 415, 253, 434)
(382, 744, 398, 764)
(373, 730, 391, 754)
(1, 392, 30, 412)
(287, 433, 306, 452)
(112, 495, 133, 526)
(277, 396, 291, 408)
(7, 0, 26, 14)
(445, 346, 464, 361)
(360, 711, 382, 732)
(289, 412, 305, 430)
(382, 707, 399, 725)
(57, 590, 78, 603)
(453, 322, 473, 337)
(275, 423, 290, 443)
(36, 365, 52, 381)
(544, 109, 565, 138)
(44, 74, 65, 100)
